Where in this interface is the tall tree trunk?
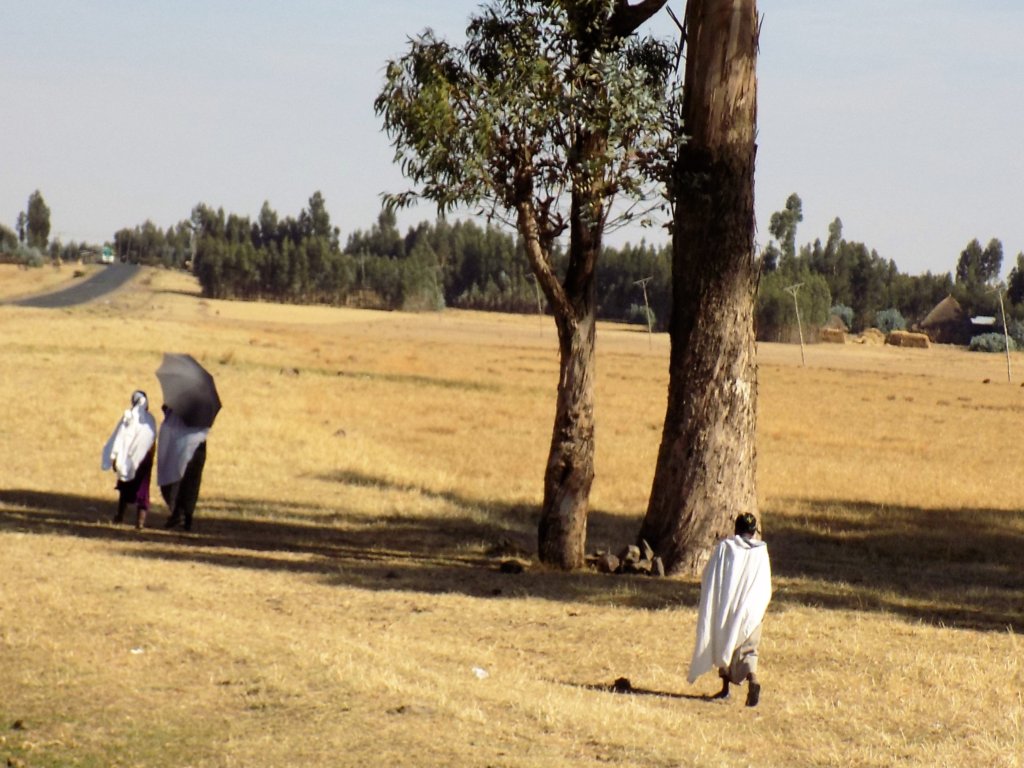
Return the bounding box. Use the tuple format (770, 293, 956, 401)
(639, 0, 760, 575)
(537, 178, 601, 569)
(538, 297, 596, 568)
(517, 190, 601, 570)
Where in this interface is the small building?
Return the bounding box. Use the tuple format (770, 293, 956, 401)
(918, 295, 969, 345)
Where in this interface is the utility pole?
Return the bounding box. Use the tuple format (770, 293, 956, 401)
(993, 284, 1012, 383)
(433, 261, 444, 316)
(784, 282, 806, 367)
(526, 273, 544, 336)
(634, 276, 654, 349)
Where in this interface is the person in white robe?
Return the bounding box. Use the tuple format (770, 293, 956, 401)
(157, 405, 209, 531)
(101, 390, 157, 528)
(688, 512, 772, 707)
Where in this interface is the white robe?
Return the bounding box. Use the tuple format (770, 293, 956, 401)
(156, 410, 209, 487)
(688, 534, 772, 684)
(101, 398, 157, 483)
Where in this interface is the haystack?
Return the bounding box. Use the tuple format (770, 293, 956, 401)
(858, 328, 886, 345)
(886, 330, 930, 349)
(820, 327, 846, 344)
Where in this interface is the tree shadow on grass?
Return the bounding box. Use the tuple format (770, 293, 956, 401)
(768, 498, 1024, 632)
(315, 469, 647, 552)
(5, 481, 1021, 630)
(0, 486, 686, 609)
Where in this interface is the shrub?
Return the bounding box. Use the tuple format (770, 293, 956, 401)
(0, 224, 17, 258)
(14, 245, 45, 268)
(1006, 319, 1024, 350)
(875, 308, 906, 334)
(968, 332, 1016, 353)
(625, 303, 655, 327)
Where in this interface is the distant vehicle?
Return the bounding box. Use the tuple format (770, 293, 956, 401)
(100, 246, 115, 264)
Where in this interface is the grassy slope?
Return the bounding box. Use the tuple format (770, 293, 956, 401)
(0, 267, 1022, 767)
(0, 263, 104, 301)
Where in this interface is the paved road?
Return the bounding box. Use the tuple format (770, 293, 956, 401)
(9, 263, 140, 308)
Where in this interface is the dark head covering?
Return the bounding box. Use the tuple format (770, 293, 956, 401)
(735, 513, 758, 538)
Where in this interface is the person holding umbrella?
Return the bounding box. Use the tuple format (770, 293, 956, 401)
(155, 354, 221, 531)
(157, 405, 208, 530)
(101, 390, 156, 529)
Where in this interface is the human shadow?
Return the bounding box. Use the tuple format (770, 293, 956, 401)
(568, 679, 708, 702)
(0, 486, 687, 609)
(767, 498, 1024, 632)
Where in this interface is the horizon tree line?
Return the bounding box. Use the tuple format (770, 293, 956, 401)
(7, 187, 1022, 344)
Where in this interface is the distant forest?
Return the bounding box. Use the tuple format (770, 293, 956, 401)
(6, 189, 1024, 345)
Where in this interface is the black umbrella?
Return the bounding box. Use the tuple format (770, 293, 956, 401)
(156, 353, 222, 428)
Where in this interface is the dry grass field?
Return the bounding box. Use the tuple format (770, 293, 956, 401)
(1, 264, 1022, 767)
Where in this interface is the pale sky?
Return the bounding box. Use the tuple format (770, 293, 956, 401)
(3, 1, 1023, 277)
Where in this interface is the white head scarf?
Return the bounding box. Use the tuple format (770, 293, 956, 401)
(101, 391, 157, 482)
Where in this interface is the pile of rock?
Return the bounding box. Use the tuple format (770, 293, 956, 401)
(588, 540, 666, 577)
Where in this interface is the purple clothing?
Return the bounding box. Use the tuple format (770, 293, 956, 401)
(117, 448, 154, 510)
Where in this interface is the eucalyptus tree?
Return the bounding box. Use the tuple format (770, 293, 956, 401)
(954, 237, 1004, 318)
(257, 201, 280, 247)
(1007, 252, 1024, 307)
(955, 238, 985, 286)
(26, 190, 51, 250)
(768, 192, 803, 271)
(980, 238, 1004, 285)
(376, 0, 672, 568)
(639, 0, 761, 574)
(956, 237, 1003, 287)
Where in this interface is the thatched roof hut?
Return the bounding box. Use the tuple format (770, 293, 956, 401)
(919, 295, 969, 344)
(824, 314, 848, 331)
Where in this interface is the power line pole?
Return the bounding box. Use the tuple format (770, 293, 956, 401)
(993, 284, 1012, 383)
(634, 276, 654, 349)
(784, 282, 806, 367)
(526, 274, 544, 336)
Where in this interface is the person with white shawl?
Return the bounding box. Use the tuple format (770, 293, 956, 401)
(101, 390, 157, 528)
(157, 405, 209, 531)
(688, 513, 772, 707)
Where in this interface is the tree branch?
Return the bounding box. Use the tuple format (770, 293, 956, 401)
(608, 0, 670, 38)
(515, 200, 571, 320)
